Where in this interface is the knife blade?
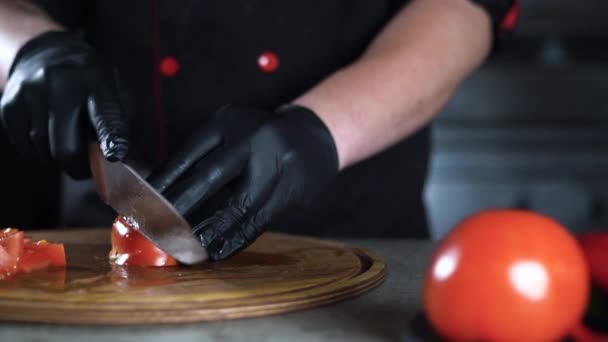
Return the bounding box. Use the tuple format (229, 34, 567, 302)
(88, 144, 208, 265)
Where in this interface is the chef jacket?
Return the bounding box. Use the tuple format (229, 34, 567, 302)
(0, 0, 517, 237)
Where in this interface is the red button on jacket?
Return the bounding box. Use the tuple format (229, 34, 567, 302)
(257, 51, 279, 73)
(160, 57, 180, 77)
(501, 0, 519, 32)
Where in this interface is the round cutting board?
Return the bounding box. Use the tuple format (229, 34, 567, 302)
(0, 228, 386, 325)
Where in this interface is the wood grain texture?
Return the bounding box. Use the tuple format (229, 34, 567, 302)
(0, 229, 386, 325)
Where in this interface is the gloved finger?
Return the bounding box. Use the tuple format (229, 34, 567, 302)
(212, 193, 284, 261)
(148, 105, 267, 194)
(147, 125, 222, 194)
(49, 102, 90, 179)
(47, 67, 90, 179)
(164, 142, 250, 217)
(208, 220, 261, 261)
(194, 202, 249, 260)
(199, 199, 273, 261)
(0, 81, 41, 162)
(196, 165, 277, 260)
(87, 70, 129, 162)
(23, 81, 52, 163)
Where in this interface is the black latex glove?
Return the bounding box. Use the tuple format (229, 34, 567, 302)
(150, 104, 339, 260)
(0, 31, 129, 179)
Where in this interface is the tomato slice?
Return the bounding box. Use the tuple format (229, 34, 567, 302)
(17, 247, 50, 273)
(0, 228, 24, 279)
(0, 228, 24, 259)
(110, 216, 178, 267)
(0, 246, 15, 279)
(0, 228, 66, 279)
(31, 241, 66, 267)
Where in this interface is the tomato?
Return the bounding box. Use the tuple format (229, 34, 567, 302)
(0, 228, 66, 279)
(579, 231, 608, 292)
(0, 247, 15, 279)
(17, 247, 50, 273)
(0, 228, 24, 258)
(29, 241, 66, 267)
(0, 228, 24, 278)
(423, 209, 590, 342)
(109, 216, 178, 267)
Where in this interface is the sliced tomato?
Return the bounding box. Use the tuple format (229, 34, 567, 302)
(0, 228, 24, 279)
(31, 241, 66, 267)
(0, 228, 24, 259)
(0, 228, 66, 279)
(110, 216, 178, 267)
(17, 247, 50, 273)
(0, 246, 16, 279)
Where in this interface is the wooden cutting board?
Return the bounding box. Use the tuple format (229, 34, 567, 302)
(0, 228, 386, 325)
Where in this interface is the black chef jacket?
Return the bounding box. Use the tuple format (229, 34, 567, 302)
(0, 1, 514, 237)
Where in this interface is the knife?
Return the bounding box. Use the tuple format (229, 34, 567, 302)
(88, 144, 208, 265)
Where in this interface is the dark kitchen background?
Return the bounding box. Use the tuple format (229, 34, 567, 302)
(425, 1, 608, 238)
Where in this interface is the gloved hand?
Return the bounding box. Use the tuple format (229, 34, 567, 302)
(0, 31, 129, 179)
(149, 104, 339, 260)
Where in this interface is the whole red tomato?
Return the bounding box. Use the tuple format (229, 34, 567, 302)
(423, 209, 590, 341)
(110, 216, 178, 267)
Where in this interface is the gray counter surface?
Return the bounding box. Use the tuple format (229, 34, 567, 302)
(0, 239, 436, 342)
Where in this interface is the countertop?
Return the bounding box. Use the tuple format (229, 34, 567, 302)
(0, 235, 437, 342)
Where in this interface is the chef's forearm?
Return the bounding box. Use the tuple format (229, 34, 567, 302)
(0, 0, 62, 87)
(294, 0, 492, 170)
